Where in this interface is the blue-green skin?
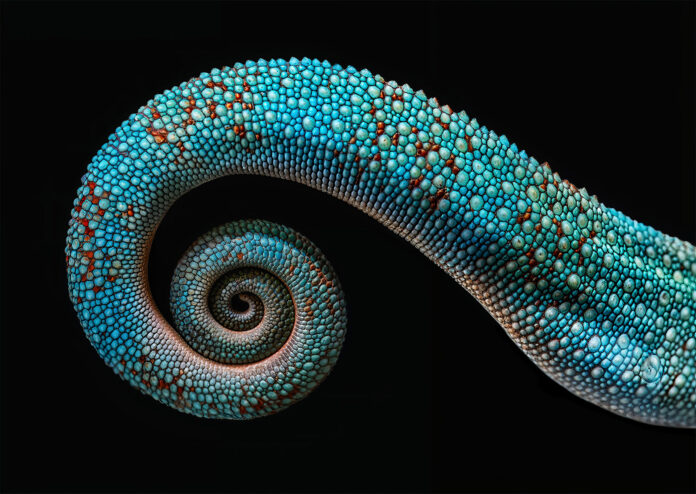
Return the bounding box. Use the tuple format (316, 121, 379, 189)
(66, 58, 696, 426)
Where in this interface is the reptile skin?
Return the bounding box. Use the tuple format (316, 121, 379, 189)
(66, 58, 696, 427)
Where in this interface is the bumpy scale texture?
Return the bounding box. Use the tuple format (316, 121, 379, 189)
(66, 58, 695, 426)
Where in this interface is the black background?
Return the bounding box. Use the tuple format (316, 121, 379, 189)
(1, 1, 695, 493)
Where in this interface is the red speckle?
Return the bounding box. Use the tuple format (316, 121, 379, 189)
(445, 157, 458, 174)
(427, 188, 449, 213)
(251, 397, 266, 412)
(408, 176, 424, 190)
(151, 128, 169, 144)
(205, 80, 228, 91)
(517, 206, 532, 224)
(354, 166, 366, 184)
(232, 125, 246, 138)
(464, 135, 473, 152)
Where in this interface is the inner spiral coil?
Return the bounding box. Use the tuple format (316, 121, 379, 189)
(169, 220, 346, 381)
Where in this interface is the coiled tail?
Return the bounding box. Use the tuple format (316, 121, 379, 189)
(67, 57, 696, 426)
